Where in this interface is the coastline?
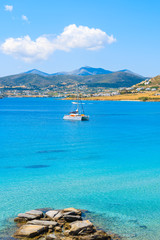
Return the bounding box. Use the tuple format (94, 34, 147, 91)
(65, 92, 160, 102)
(1, 91, 160, 102)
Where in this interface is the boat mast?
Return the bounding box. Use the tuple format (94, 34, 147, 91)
(76, 84, 84, 115)
(79, 94, 84, 114)
(76, 84, 79, 114)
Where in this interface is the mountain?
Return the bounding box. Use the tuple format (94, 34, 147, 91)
(25, 66, 113, 76)
(25, 69, 49, 76)
(0, 67, 147, 89)
(53, 66, 113, 76)
(82, 71, 146, 88)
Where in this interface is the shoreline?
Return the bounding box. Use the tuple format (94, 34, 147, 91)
(1, 96, 160, 102)
(2, 90, 160, 102)
(64, 91, 160, 102)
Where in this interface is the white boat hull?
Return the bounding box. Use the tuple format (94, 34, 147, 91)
(63, 115, 89, 121)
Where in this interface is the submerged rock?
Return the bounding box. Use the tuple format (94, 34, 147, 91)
(77, 230, 111, 240)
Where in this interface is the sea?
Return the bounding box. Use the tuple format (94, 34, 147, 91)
(0, 97, 160, 240)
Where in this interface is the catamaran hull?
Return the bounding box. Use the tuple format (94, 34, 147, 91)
(63, 115, 89, 121)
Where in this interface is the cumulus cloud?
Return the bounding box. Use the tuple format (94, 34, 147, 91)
(1, 24, 116, 62)
(54, 24, 116, 51)
(22, 15, 29, 22)
(1, 35, 54, 62)
(4, 5, 13, 11)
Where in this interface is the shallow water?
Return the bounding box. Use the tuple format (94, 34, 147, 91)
(0, 98, 160, 239)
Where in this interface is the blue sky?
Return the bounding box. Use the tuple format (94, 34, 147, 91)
(0, 0, 160, 77)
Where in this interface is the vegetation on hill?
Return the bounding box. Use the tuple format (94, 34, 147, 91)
(0, 71, 146, 89)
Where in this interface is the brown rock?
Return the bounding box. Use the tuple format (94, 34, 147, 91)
(26, 210, 44, 218)
(63, 214, 82, 222)
(27, 219, 58, 228)
(54, 226, 62, 232)
(78, 230, 111, 240)
(63, 208, 81, 215)
(14, 213, 40, 223)
(14, 217, 27, 223)
(13, 224, 48, 238)
(46, 233, 58, 239)
(45, 210, 59, 219)
(18, 213, 40, 219)
(53, 212, 64, 221)
(69, 220, 95, 235)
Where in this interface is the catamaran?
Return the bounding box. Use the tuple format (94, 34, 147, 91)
(63, 88, 89, 121)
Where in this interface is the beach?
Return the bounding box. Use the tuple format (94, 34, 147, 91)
(66, 91, 160, 102)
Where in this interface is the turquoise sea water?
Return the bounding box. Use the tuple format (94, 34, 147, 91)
(0, 98, 160, 240)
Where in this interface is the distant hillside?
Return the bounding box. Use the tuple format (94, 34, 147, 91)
(25, 69, 49, 76)
(147, 75, 160, 86)
(83, 71, 146, 88)
(0, 67, 147, 89)
(53, 66, 113, 76)
(133, 75, 160, 88)
(0, 73, 146, 89)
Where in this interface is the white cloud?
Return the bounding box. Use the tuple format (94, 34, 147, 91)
(1, 24, 116, 62)
(55, 24, 116, 51)
(4, 5, 13, 12)
(22, 15, 29, 22)
(1, 35, 54, 62)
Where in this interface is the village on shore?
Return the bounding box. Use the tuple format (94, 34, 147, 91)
(1, 75, 160, 102)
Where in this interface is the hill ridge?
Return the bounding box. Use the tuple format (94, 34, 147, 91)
(0, 67, 147, 89)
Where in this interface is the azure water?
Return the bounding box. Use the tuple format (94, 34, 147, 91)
(0, 98, 160, 240)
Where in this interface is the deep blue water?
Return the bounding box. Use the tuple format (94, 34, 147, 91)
(0, 98, 160, 240)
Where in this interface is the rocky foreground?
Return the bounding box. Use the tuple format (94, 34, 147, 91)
(13, 207, 120, 240)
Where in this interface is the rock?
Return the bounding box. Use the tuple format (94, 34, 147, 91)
(13, 208, 113, 240)
(63, 214, 82, 222)
(46, 233, 58, 239)
(63, 208, 81, 215)
(27, 220, 58, 228)
(109, 233, 121, 240)
(26, 210, 44, 218)
(54, 226, 62, 232)
(53, 211, 64, 221)
(14, 213, 40, 222)
(18, 213, 38, 219)
(14, 217, 27, 223)
(13, 224, 48, 238)
(78, 230, 111, 240)
(63, 211, 80, 216)
(139, 225, 147, 229)
(69, 220, 94, 235)
(41, 217, 52, 221)
(45, 210, 59, 219)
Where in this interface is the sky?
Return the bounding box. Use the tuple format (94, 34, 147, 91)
(0, 0, 160, 77)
